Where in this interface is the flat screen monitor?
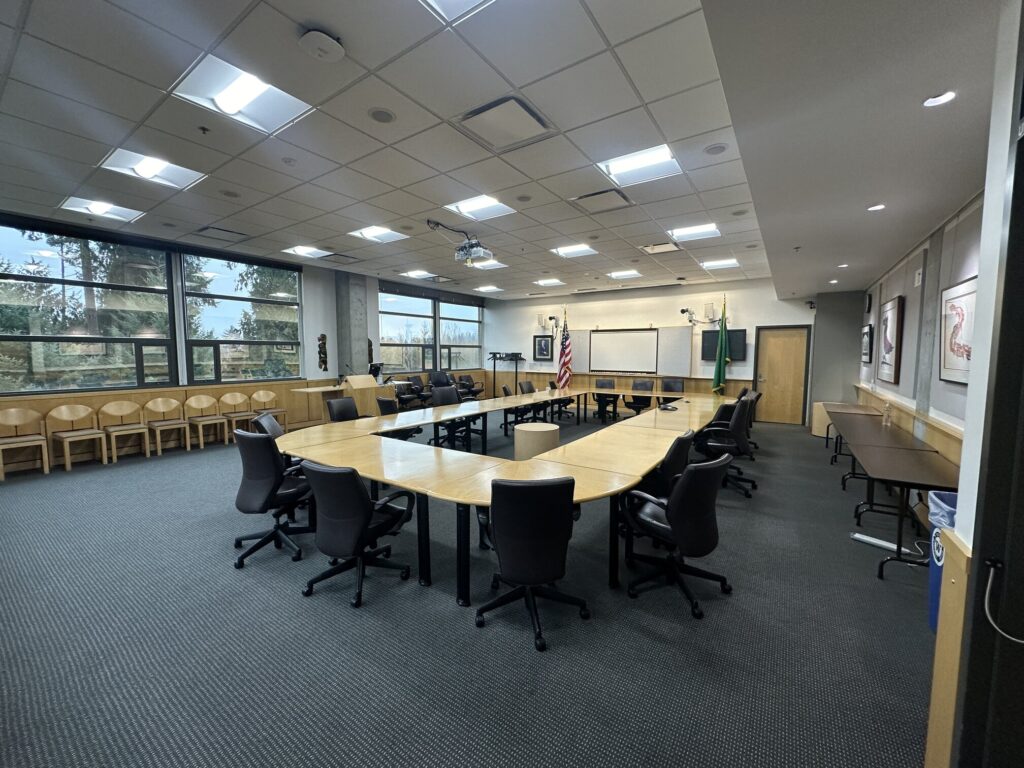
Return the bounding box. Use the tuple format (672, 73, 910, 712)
(368, 362, 383, 378)
(701, 329, 747, 361)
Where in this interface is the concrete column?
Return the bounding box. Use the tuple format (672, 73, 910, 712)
(335, 271, 369, 376)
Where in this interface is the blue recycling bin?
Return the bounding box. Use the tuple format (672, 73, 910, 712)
(928, 491, 958, 632)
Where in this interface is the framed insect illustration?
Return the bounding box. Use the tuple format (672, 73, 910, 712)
(877, 296, 904, 384)
(939, 277, 976, 384)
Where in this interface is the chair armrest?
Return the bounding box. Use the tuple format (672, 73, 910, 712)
(283, 462, 303, 476)
(709, 420, 731, 427)
(627, 490, 667, 509)
(374, 489, 415, 512)
(702, 427, 734, 436)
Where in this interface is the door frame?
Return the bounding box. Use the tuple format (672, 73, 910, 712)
(751, 324, 812, 425)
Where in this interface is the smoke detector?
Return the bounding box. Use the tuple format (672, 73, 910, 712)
(299, 30, 346, 63)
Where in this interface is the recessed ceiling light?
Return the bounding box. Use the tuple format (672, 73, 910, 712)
(61, 197, 143, 222)
(829, 279, 839, 284)
(745, 244, 759, 249)
(470, 259, 507, 270)
(731, 209, 749, 216)
(101, 148, 205, 189)
(283, 245, 331, 258)
(552, 244, 597, 258)
(597, 144, 682, 187)
(420, 0, 492, 21)
(923, 91, 956, 107)
(838, 264, 849, 268)
(133, 156, 167, 179)
(348, 226, 408, 243)
(703, 143, 729, 156)
(701, 258, 739, 270)
(607, 269, 641, 279)
(516, 194, 532, 203)
(369, 107, 396, 123)
(669, 223, 720, 242)
(867, 203, 886, 211)
(474, 284, 503, 293)
(214, 72, 268, 114)
(401, 269, 437, 279)
(87, 201, 112, 215)
(535, 278, 565, 286)
(445, 195, 515, 221)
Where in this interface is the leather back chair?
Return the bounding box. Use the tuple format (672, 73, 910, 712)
(659, 377, 684, 405)
(625, 454, 733, 618)
(745, 390, 763, 448)
(475, 478, 590, 651)
(300, 462, 413, 606)
(548, 379, 573, 420)
(232, 430, 312, 568)
(252, 412, 285, 439)
(518, 380, 536, 394)
(326, 397, 359, 422)
(407, 375, 431, 404)
(624, 379, 654, 416)
(429, 386, 471, 449)
(458, 374, 484, 398)
(594, 378, 619, 423)
(518, 380, 547, 421)
(376, 397, 421, 440)
(429, 370, 450, 389)
(431, 385, 461, 406)
(394, 382, 420, 409)
(502, 384, 530, 436)
(697, 398, 756, 497)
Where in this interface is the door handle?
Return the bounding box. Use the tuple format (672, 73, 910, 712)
(757, 374, 766, 383)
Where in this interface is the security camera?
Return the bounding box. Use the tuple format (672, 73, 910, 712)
(679, 308, 690, 315)
(548, 315, 557, 322)
(805, 300, 817, 310)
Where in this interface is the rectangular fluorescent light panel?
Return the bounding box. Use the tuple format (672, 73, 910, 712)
(552, 244, 597, 258)
(458, 97, 550, 151)
(670, 223, 721, 242)
(401, 270, 437, 279)
(474, 285, 503, 292)
(608, 269, 641, 279)
(535, 278, 565, 286)
(701, 258, 739, 270)
(61, 197, 144, 222)
(283, 246, 331, 258)
(172, 55, 311, 134)
(348, 226, 409, 243)
(420, 0, 491, 21)
(444, 195, 515, 221)
(598, 145, 682, 187)
(470, 259, 506, 270)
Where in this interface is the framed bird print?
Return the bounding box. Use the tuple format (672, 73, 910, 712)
(860, 324, 873, 364)
(877, 296, 904, 384)
(939, 277, 976, 384)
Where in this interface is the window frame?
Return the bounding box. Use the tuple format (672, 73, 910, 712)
(378, 285, 483, 374)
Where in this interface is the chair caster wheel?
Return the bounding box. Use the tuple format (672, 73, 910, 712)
(233, 559, 244, 569)
(627, 588, 638, 598)
(233, 539, 243, 549)
(475, 615, 485, 628)
(580, 608, 591, 620)
(400, 567, 411, 580)
(490, 575, 500, 590)
(691, 605, 704, 619)
(751, 482, 758, 490)
(721, 582, 733, 594)
(329, 558, 339, 566)
(273, 539, 282, 549)
(351, 595, 362, 608)
(302, 585, 313, 597)
(382, 547, 391, 559)
(291, 551, 302, 562)
(534, 637, 547, 652)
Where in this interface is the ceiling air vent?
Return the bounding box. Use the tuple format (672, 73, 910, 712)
(457, 96, 554, 152)
(193, 226, 249, 242)
(572, 188, 632, 214)
(641, 242, 680, 255)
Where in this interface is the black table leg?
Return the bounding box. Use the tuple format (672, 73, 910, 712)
(584, 393, 589, 423)
(877, 486, 929, 578)
(481, 412, 488, 455)
(608, 494, 620, 588)
(433, 422, 440, 446)
(416, 493, 431, 586)
(370, 479, 379, 499)
(456, 502, 471, 606)
(576, 394, 582, 425)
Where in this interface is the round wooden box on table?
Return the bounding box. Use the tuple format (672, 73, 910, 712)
(514, 423, 559, 461)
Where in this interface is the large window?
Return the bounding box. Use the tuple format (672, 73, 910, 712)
(183, 255, 300, 383)
(378, 289, 482, 373)
(439, 301, 482, 370)
(0, 226, 173, 392)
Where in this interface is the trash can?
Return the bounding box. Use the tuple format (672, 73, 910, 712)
(928, 491, 958, 632)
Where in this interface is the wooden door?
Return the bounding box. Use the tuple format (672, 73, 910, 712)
(752, 326, 810, 424)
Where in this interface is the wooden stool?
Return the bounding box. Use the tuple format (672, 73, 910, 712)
(514, 422, 560, 461)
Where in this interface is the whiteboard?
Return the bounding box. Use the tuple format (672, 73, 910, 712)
(657, 325, 693, 376)
(590, 330, 658, 373)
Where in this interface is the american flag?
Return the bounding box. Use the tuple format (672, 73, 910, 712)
(557, 309, 573, 388)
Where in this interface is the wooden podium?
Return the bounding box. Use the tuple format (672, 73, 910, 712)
(292, 375, 395, 422)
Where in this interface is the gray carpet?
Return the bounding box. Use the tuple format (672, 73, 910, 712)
(0, 416, 934, 767)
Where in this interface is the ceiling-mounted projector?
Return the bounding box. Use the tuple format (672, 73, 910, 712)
(455, 238, 493, 266)
(299, 30, 346, 63)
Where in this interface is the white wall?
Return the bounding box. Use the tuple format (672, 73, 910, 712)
(484, 278, 814, 380)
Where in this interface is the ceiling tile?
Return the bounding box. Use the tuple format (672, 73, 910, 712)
(368, 189, 434, 217)
(583, 0, 700, 45)
(394, 123, 490, 172)
(405, 174, 477, 206)
(336, 201, 399, 225)
(649, 81, 732, 142)
(550, 216, 600, 235)
(448, 157, 528, 193)
(320, 75, 440, 144)
(26, 0, 202, 89)
(280, 183, 357, 212)
(670, 127, 741, 171)
(592, 206, 649, 227)
(687, 159, 747, 192)
(147, 201, 225, 227)
(0, 81, 134, 146)
(566, 108, 664, 163)
(146, 97, 266, 155)
(349, 147, 435, 186)
(642, 194, 705, 220)
(240, 136, 340, 181)
(0, 113, 109, 165)
(0, 4, 18, 26)
(539, 166, 609, 199)
(216, 209, 295, 236)
(123, 125, 231, 173)
(267, 0, 441, 70)
(487, 211, 540, 232)
(250, 196, 323, 222)
(695, 183, 752, 210)
(275, 110, 383, 165)
(214, 3, 365, 105)
(624, 173, 697, 204)
(314, 167, 392, 199)
(502, 135, 590, 178)
(0, 181, 63, 208)
(525, 201, 581, 224)
(495, 181, 560, 209)
(10, 36, 163, 121)
(615, 12, 719, 102)
(457, 0, 605, 86)
(509, 223, 559, 241)
(168, 187, 248, 217)
(108, 0, 251, 49)
(378, 30, 509, 118)
(81, 168, 179, 205)
(522, 53, 639, 131)
(213, 158, 301, 195)
(0, 162, 82, 196)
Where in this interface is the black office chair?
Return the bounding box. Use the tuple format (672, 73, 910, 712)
(658, 377, 684, 405)
(428, 370, 451, 389)
(737, 386, 750, 399)
(299, 462, 413, 607)
(594, 378, 619, 423)
(429, 385, 472, 450)
(376, 396, 422, 441)
(501, 384, 531, 436)
(624, 379, 654, 417)
(408, 375, 431, 405)
(475, 478, 590, 651)
(394, 382, 420, 410)
(251, 411, 284, 439)
(326, 396, 359, 422)
(458, 374, 484, 399)
(696, 397, 757, 497)
(518, 380, 548, 422)
(625, 454, 733, 618)
(232, 430, 314, 569)
(548, 379, 574, 420)
(622, 432, 694, 560)
(746, 390, 763, 449)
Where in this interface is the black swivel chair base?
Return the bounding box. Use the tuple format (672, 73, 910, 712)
(626, 552, 731, 619)
(722, 465, 757, 498)
(233, 506, 314, 568)
(475, 574, 590, 651)
(301, 544, 410, 607)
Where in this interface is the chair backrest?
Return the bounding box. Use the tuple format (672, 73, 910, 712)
(408, 375, 425, 391)
(657, 431, 694, 493)
(219, 392, 250, 414)
(376, 396, 399, 416)
(736, 386, 750, 399)
(518, 380, 536, 394)
(664, 454, 732, 557)
(301, 462, 375, 558)
(629, 379, 654, 405)
(728, 397, 754, 454)
(548, 380, 558, 390)
(431, 385, 460, 406)
(502, 385, 513, 397)
(326, 397, 359, 422)
(596, 378, 614, 389)
(251, 412, 285, 438)
(490, 478, 575, 585)
(46, 404, 97, 433)
(429, 370, 450, 388)
(98, 400, 143, 427)
(251, 390, 278, 409)
(0, 408, 45, 438)
(661, 377, 684, 393)
(458, 374, 474, 385)
(144, 397, 183, 421)
(184, 395, 219, 417)
(234, 430, 286, 514)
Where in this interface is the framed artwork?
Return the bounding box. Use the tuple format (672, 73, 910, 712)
(533, 334, 553, 361)
(939, 276, 977, 384)
(877, 296, 904, 384)
(860, 324, 873, 364)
